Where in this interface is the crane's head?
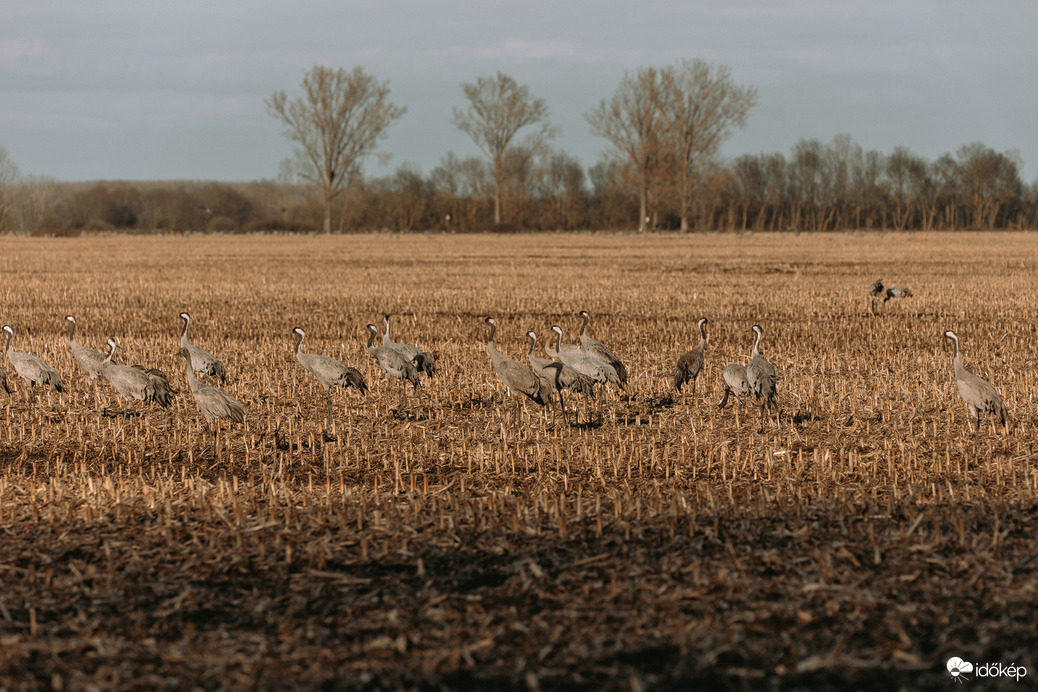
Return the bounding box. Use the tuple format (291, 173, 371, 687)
(525, 330, 537, 341)
(578, 310, 590, 319)
(1, 325, 12, 337)
(179, 312, 190, 322)
(106, 337, 118, 350)
(750, 324, 763, 335)
(484, 317, 497, 327)
(65, 315, 76, 324)
(366, 324, 378, 334)
(699, 317, 709, 328)
(551, 325, 563, 336)
(943, 330, 958, 343)
(384, 314, 392, 323)
(292, 327, 306, 339)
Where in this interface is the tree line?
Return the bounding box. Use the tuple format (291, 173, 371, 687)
(1, 61, 1036, 234)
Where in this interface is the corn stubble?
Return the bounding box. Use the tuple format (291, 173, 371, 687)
(0, 232, 1036, 689)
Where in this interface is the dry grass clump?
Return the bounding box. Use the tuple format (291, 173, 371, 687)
(0, 231, 1036, 689)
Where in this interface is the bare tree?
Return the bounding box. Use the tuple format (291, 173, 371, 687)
(452, 72, 557, 225)
(586, 67, 667, 231)
(656, 59, 758, 231)
(267, 66, 406, 233)
(0, 146, 20, 231)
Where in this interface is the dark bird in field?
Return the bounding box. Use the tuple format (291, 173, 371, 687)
(576, 310, 629, 385)
(179, 312, 227, 382)
(100, 338, 173, 411)
(525, 330, 595, 424)
(746, 324, 777, 432)
(366, 324, 420, 406)
(3, 325, 65, 398)
(673, 317, 708, 396)
(484, 317, 551, 412)
(943, 330, 1008, 435)
(291, 327, 367, 433)
(383, 314, 437, 377)
(65, 315, 106, 381)
(177, 346, 244, 430)
(884, 286, 913, 303)
(717, 363, 752, 409)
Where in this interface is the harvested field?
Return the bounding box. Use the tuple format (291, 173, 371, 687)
(0, 231, 1036, 690)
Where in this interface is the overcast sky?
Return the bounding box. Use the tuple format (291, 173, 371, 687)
(3, 0, 1036, 183)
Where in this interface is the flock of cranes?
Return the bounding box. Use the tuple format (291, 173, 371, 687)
(0, 292, 1014, 445)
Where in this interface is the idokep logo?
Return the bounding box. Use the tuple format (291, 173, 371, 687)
(947, 657, 1028, 683)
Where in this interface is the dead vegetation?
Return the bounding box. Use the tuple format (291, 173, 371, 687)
(0, 231, 1036, 690)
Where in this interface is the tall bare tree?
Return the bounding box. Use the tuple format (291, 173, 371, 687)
(267, 66, 406, 233)
(656, 59, 758, 231)
(453, 72, 557, 225)
(586, 67, 667, 231)
(0, 146, 20, 232)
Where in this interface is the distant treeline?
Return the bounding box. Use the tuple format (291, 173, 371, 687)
(2, 136, 1036, 234)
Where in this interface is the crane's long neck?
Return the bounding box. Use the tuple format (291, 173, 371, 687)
(103, 342, 115, 364)
(181, 353, 201, 390)
(367, 328, 377, 350)
(698, 321, 707, 349)
(4, 330, 12, 355)
(294, 332, 305, 357)
(383, 317, 393, 345)
(579, 314, 590, 338)
(526, 335, 536, 359)
(180, 317, 190, 339)
(67, 320, 76, 342)
(752, 330, 762, 357)
(554, 329, 563, 354)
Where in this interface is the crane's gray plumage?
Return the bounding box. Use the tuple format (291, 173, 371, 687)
(525, 330, 595, 424)
(717, 363, 751, 408)
(884, 286, 913, 303)
(576, 310, 628, 385)
(525, 331, 595, 397)
(3, 325, 65, 393)
(100, 339, 173, 408)
(746, 324, 777, 431)
(178, 347, 244, 428)
(546, 325, 622, 389)
(383, 314, 437, 377)
(484, 318, 551, 407)
(179, 312, 227, 382)
(944, 330, 1007, 433)
(292, 327, 367, 432)
(366, 324, 420, 390)
(65, 315, 106, 380)
(673, 317, 708, 393)
(868, 279, 884, 299)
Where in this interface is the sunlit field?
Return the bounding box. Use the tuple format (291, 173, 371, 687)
(1, 231, 1036, 690)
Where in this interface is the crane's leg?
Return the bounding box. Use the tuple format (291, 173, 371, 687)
(556, 389, 569, 426)
(325, 391, 333, 436)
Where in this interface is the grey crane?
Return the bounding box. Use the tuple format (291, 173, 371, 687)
(746, 324, 778, 432)
(366, 324, 420, 407)
(943, 330, 1008, 435)
(179, 312, 226, 382)
(383, 314, 437, 377)
(576, 310, 629, 385)
(2, 325, 65, 401)
(177, 347, 244, 455)
(484, 318, 551, 413)
(99, 339, 173, 415)
(868, 279, 884, 313)
(884, 286, 913, 303)
(717, 363, 752, 409)
(65, 315, 106, 381)
(292, 327, 367, 434)
(525, 330, 595, 424)
(547, 325, 623, 392)
(673, 317, 708, 396)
